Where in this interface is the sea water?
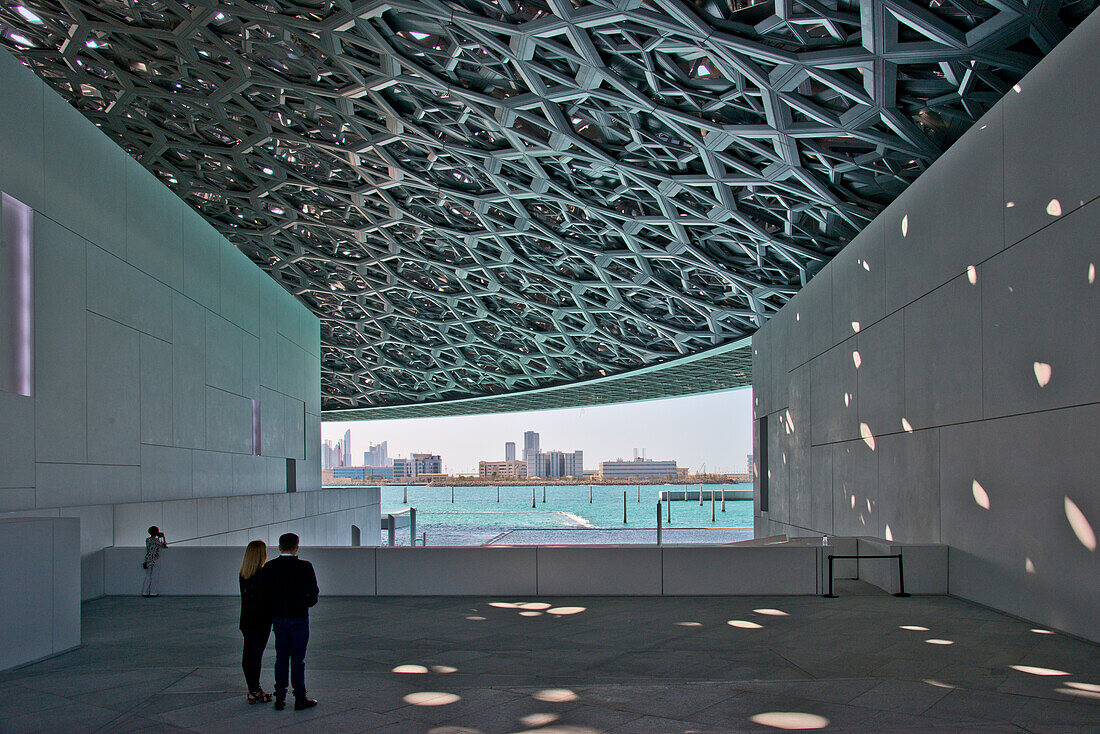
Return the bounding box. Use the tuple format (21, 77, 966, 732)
(379, 483, 754, 546)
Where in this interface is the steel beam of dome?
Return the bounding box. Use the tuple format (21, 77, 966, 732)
(0, 0, 1091, 414)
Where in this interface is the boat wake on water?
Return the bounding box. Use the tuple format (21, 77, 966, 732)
(556, 511, 594, 528)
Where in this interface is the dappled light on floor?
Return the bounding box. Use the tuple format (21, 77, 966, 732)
(1010, 665, 1069, 676)
(520, 602, 551, 610)
(923, 679, 956, 689)
(520, 713, 560, 727)
(899, 625, 930, 631)
(466, 615, 486, 621)
(404, 692, 461, 706)
(925, 639, 954, 645)
(520, 611, 543, 616)
(533, 689, 578, 703)
(676, 621, 703, 626)
(750, 712, 830, 730)
(972, 480, 991, 510)
(1064, 496, 1096, 551)
(753, 609, 788, 616)
(1033, 361, 1052, 387)
(433, 665, 458, 674)
(513, 727, 603, 734)
(728, 620, 763, 629)
(1058, 686, 1100, 701)
(393, 664, 429, 673)
(548, 606, 586, 615)
(490, 602, 519, 608)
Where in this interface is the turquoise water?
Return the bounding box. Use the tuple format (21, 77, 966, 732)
(380, 484, 754, 546)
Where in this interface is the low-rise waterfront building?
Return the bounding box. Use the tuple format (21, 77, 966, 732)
(600, 458, 679, 480)
(479, 459, 528, 479)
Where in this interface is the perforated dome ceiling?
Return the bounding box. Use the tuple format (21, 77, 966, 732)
(1, 0, 1092, 414)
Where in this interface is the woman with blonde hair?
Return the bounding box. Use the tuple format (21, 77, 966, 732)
(239, 540, 273, 703)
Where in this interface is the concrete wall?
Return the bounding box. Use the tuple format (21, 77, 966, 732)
(751, 12, 1100, 642)
(0, 517, 80, 670)
(100, 539, 950, 597)
(0, 47, 375, 605)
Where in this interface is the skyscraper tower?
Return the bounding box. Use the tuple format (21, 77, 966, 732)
(523, 431, 539, 461)
(342, 429, 352, 467)
(505, 442, 516, 461)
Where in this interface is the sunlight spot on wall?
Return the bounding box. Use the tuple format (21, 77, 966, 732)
(866, 498, 872, 513)
(862, 260, 871, 272)
(860, 423, 876, 450)
(844, 392, 850, 407)
(393, 665, 429, 674)
(1064, 496, 1096, 551)
(899, 625, 930, 631)
(1033, 362, 1052, 387)
(1025, 557, 1036, 574)
(859, 514, 866, 525)
(925, 639, 954, 645)
(750, 712, 829, 730)
(901, 215, 908, 237)
(972, 480, 991, 510)
(796, 312, 800, 321)
(404, 692, 461, 706)
(851, 321, 861, 333)
(850, 495, 856, 509)
(1006, 201, 1015, 208)
(967, 265, 977, 284)
(1010, 665, 1069, 676)
(548, 607, 586, 615)
(520, 713, 560, 727)
(979, 124, 988, 130)
(901, 418, 913, 433)
(728, 620, 763, 629)
(754, 609, 789, 616)
(432, 665, 458, 674)
(852, 351, 862, 369)
(1046, 199, 1062, 216)
(1031, 628, 1055, 635)
(923, 679, 955, 689)
(533, 689, 578, 702)
(1089, 263, 1095, 284)
(884, 524, 893, 541)
(1013, 83, 1022, 93)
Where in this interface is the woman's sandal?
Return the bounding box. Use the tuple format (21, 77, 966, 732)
(248, 690, 273, 704)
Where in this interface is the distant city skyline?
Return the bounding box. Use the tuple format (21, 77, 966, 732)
(320, 387, 753, 475)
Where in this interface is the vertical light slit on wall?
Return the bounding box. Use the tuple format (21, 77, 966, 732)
(251, 398, 261, 455)
(1, 193, 34, 397)
(758, 415, 769, 512)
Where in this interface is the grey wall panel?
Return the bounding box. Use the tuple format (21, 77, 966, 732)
(86, 243, 170, 341)
(41, 93, 126, 255)
(0, 51, 44, 209)
(193, 450, 233, 499)
(902, 275, 982, 430)
(287, 396, 305, 461)
(809, 338, 859, 445)
(86, 313, 140, 466)
(0, 389, 35, 490)
(982, 199, 1100, 419)
(171, 293, 206, 449)
(0, 488, 35, 513)
(259, 386, 284, 458)
(876, 429, 940, 544)
(883, 106, 1004, 313)
(766, 408, 790, 524)
(831, 219, 885, 341)
(231, 454, 263, 496)
(205, 311, 243, 395)
(855, 311, 904, 439)
(51, 517, 81, 652)
(124, 155, 183, 291)
(242, 332, 259, 401)
(785, 269, 833, 368)
(228, 495, 251, 531)
(59, 504, 114, 555)
(0, 519, 56, 670)
(162, 499, 198, 543)
(276, 335, 300, 402)
(181, 208, 221, 312)
(205, 386, 252, 455)
(36, 463, 141, 508)
(220, 246, 259, 337)
(831, 440, 878, 538)
(786, 365, 811, 528)
(34, 217, 87, 463)
(808, 443, 832, 534)
(139, 444, 193, 502)
(1002, 18, 1100, 246)
(139, 334, 173, 446)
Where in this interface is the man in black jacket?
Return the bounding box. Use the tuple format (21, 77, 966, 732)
(261, 532, 319, 711)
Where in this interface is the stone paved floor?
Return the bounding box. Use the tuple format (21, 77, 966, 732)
(1, 582, 1098, 733)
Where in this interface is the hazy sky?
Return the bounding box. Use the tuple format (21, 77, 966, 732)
(322, 387, 754, 475)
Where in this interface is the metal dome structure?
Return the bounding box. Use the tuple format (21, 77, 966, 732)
(1, 0, 1092, 415)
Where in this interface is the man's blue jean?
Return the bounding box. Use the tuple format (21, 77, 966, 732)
(272, 617, 309, 699)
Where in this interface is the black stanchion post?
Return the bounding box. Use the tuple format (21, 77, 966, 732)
(823, 555, 837, 598)
(895, 554, 910, 597)
(623, 491, 627, 523)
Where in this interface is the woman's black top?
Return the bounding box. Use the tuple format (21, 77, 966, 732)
(239, 572, 271, 631)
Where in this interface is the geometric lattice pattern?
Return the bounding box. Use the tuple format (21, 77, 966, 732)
(0, 0, 1091, 411)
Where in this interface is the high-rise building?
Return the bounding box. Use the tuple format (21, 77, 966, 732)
(526, 449, 583, 478)
(505, 441, 516, 461)
(342, 429, 352, 468)
(364, 441, 389, 467)
(523, 431, 539, 461)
